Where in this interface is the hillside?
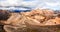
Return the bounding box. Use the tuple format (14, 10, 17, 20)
(0, 9, 60, 32)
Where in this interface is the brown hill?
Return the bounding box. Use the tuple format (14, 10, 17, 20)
(0, 9, 60, 32)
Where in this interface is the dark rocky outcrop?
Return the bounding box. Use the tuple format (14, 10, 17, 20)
(0, 10, 10, 20)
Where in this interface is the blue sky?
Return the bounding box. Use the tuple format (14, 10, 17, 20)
(0, 0, 60, 10)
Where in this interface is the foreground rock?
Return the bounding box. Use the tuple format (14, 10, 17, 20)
(0, 10, 10, 32)
(3, 13, 27, 32)
(24, 9, 60, 32)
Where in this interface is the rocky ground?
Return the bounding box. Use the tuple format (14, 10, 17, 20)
(0, 9, 60, 32)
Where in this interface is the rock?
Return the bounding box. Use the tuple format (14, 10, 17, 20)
(1, 9, 60, 32)
(0, 10, 10, 20)
(4, 13, 27, 32)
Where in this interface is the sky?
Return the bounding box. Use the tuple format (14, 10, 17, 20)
(0, 0, 60, 10)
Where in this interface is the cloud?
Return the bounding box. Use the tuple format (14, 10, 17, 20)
(0, 0, 40, 9)
(45, 2, 60, 7)
(0, 0, 60, 10)
(21, 1, 39, 8)
(35, 0, 60, 10)
(0, 0, 23, 6)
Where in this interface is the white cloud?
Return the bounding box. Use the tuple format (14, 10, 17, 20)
(0, 0, 39, 7)
(45, 2, 60, 7)
(0, 0, 60, 10)
(35, 0, 60, 10)
(0, 0, 23, 6)
(21, 1, 39, 7)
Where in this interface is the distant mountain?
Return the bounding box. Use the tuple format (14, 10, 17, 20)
(54, 10, 60, 14)
(0, 6, 32, 12)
